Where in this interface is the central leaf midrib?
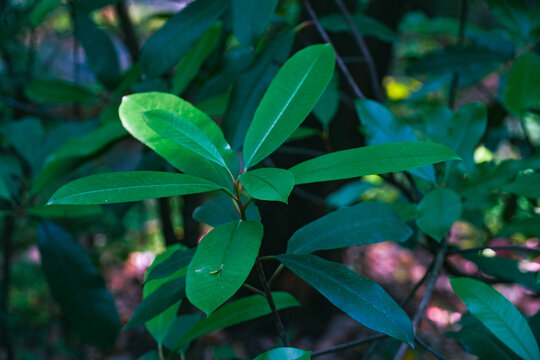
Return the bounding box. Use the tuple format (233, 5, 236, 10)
(246, 53, 323, 166)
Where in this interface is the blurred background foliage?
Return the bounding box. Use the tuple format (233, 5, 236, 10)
(0, 0, 539, 359)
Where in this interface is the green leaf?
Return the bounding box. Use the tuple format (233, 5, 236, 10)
(320, 13, 396, 42)
(193, 193, 261, 227)
(487, 0, 532, 40)
(239, 168, 294, 203)
(290, 142, 459, 185)
(355, 99, 434, 182)
(146, 248, 195, 282)
(222, 30, 294, 149)
(162, 314, 202, 352)
(287, 202, 412, 254)
(142, 109, 229, 170)
(254, 347, 311, 360)
(313, 71, 339, 129)
(416, 188, 461, 242)
(26, 79, 95, 104)
(29, 0, 61, 27)
(172, 23, 222, 95)
(243, 44, 335, 168)
(48, 172, 223, 205)
(407, 46, 513, 76)
(38, 222, 120, 347)
(502, 173, 540, 199)
(139, 0, 229, 78)
(30, 121, 127, 196)
(173, 292, 299, 348)
(27, 205, 102, 218)
(2, 117, 44, 177)
(232, 0, 278, 46)
(447, 313, 521, 360)
(325, 180, 373, 208)
(186, 220, 263, 314)
(287, 127, 321, 143)
(144, 245, 187, 344)
(503, 52, 540, 116)
(124, 277, 186, 330)
(450, 277, 540, 360)
(446, 103, 487, 173)
(0, 177, 10, 200)
(119, 92, 236, 188)
(75, 13, 121, 89)
(463, 253, 540, 292)
(277, 254, 414, 345)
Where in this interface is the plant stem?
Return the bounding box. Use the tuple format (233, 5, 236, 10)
(269, 264, 285, 285)
(115, 2, 140, 62)
(242, 283, 266, 297)
(415, 336, 446, 360)
(158, 344, 165, 360)
(1, 215, 15, 360)
(256, 261, 289, 346)
(303, 0, 365, 99)
(448, 0, 468, 108)
(312, 334, 386, 357)
(448, 245, 540, 256)
(392, 236, 449, 360)
(333, 0, 383, 101)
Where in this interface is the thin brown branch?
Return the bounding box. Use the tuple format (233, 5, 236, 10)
(333, 0, 383, 101)
(256, 261, 289, 346)
(415, 336, 446, 360)
(303, 0, 365, 99)
(392, 236, 449, 360)
(312, 334, 386, 358)
(115, 2, 139, 62)
(448, 0, 468, 108)
(448, 245, 540, 256)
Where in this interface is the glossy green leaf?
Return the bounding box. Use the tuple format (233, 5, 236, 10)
(278, 254, 414, 345)
(30, 121, 127, 196)
(38, 222, 120, 347)
(254, 347, 310, 360)
(239, 168, 294, 203)
(174, 292, 299, 348)
(139, 0, 228, 78)
(416, 188, 461, 242)
(124, 277, 186, 330)
(172, 23, 222, 95)
(162, 314, 202, 352)
(446, 102, 487, 173)
(146, 248, 195, 282)
(290, 141, 459, 185)
(447, 313, 521, 360)
(287, 202, 412, 254)
(144, 245, 186, 344)
(450, 277, 540, 360)
(26, 79, 95, 104)
(355, 99, 434, 182)
(222, 31, 294, 149)
(142, 109, 229, 170)
(27, 205, 102, 218)
(48, 172, 223, 205)
(243, 44, 335, 168)
(29, 0, 61, 27)
(503, 52, 540, 116)
(186, 220, 263, 314)
(75, 13, 121, 89)
(232, 0, 278, 46)
(313, 71, 339, 129)
(193, 193, 261, 227)
(320, 13, 396, 42)
(119, 92, 236, 188)
(502, 173, 540, 198)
